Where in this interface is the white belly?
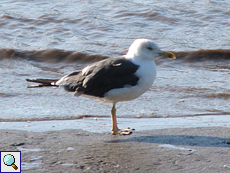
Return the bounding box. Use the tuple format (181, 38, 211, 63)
(103, 60, 156, 103)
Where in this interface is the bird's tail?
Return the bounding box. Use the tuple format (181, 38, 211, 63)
(26, 78, 59, 88)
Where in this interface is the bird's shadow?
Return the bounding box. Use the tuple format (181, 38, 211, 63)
(107, 135, 230, 148)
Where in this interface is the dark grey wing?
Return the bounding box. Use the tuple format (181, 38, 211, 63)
(57, 57, 139, 97)
(55, 71, 83, 91)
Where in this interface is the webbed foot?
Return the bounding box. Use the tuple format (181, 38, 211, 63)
(111, 127, 135, 135)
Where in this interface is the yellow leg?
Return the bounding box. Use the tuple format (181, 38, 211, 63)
(111, 103, 119, 135)
(111, 103, 133, 135)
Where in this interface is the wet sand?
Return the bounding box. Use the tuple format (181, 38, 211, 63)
(2, 125, 230, 172)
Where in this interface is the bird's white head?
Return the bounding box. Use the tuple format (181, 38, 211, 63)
(126, 39, 176, 61)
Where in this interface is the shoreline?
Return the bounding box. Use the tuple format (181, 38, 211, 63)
(1, 115, 230, 172)
(1, 115, 230, 133)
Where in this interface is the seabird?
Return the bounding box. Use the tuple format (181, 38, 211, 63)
(26, 39, 176, 135)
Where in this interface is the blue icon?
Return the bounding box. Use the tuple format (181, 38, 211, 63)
(3, 154, 18, 170)
(1, 151, 21, 172)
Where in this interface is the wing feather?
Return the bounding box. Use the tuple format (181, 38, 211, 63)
(57, 57, 139, 97)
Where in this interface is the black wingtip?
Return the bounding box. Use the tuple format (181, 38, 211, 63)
(26, 78, 59, 88)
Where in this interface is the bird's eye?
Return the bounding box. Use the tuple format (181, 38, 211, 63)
(147, 47, 153, 50)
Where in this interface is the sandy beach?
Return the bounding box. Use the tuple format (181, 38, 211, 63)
(1, 121, 230, 173)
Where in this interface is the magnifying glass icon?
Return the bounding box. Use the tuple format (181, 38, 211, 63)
(3, 154, 18, 170)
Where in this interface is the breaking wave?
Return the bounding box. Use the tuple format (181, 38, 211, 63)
(175, 49, 230, 62)
(0, 48, 230, 63)
(0, 49, 109, 63)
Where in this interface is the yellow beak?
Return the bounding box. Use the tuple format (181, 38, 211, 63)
(158, 51, 176, 59)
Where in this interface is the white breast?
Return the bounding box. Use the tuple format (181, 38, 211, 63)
(103, 59, 156, 103)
